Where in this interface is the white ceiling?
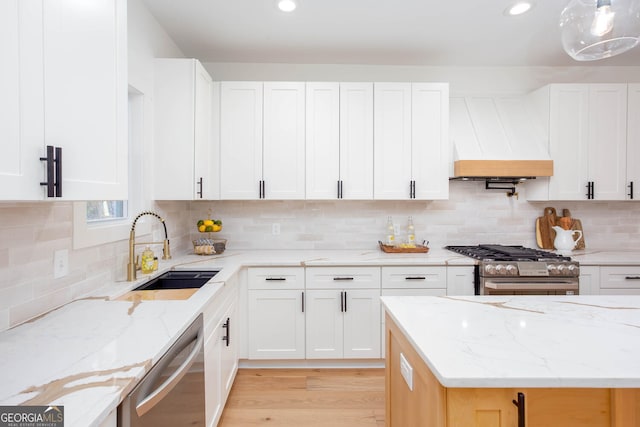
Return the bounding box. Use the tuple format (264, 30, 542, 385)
(141, 0, 640, 67)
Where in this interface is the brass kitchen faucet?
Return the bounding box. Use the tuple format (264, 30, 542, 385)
(127, 211, 172, 281)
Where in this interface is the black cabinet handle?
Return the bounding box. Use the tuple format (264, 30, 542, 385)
(344, 291, 347, 312)
(302, 291, 305, 313)
(333, 277, 354, 281)
(40, 145, 55, 197)
(265, 277, 286, 281)
(262, 180, 266, 199)
(340, 291, 344, 312)
(409, 180, 416, 199)
(54, 147, 62, 197)
(197, 177, 203, 198)
(405, 276, 426, 280)
(512, 392, 525, 427)
(222, 317, 230, 347)
(625, 276, 640, 280)
(629, 182, 634, 200)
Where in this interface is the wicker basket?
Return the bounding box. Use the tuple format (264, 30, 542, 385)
(193, 238, 227, 255)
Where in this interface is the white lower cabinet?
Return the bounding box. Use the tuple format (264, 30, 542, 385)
(247, 267, 306, 359)
(599, 266, 640, 295)
(204, 279, 239, 427)
(305, 267, 381, 359)
(579, 266, 600, 295)
(446, 266, 476, 296)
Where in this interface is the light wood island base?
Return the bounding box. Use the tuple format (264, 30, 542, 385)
(385, 314, 640, 427)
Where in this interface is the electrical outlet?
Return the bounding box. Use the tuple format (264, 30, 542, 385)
(272, 223, 281, 235)
(54, 249, 69, 279)
(400, 352, 413, 391)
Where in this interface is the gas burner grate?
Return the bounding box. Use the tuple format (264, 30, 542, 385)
(445, 245, 572, 262)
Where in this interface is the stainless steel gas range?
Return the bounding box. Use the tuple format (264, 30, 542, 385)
(445, 244, 580, 295)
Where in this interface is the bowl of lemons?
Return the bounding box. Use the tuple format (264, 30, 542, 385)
(197, 218, 222, 233)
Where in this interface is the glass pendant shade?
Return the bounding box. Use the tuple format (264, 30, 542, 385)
(560, 0, 640, 61)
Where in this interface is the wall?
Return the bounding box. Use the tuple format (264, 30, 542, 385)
(190, 184, 640, 251)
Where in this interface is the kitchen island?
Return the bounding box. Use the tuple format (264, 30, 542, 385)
(382, 295, 640, 427)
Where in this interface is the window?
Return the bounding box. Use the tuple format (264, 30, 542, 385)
(73, 86, 150, 249)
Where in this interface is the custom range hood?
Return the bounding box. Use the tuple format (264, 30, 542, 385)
(449, 95, 553, 186)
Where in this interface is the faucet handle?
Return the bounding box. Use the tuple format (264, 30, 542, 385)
(135, 255, 140, 270)
(163, 239, 172, 260)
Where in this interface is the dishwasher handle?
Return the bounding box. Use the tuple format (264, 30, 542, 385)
(135, 329, 204, 417)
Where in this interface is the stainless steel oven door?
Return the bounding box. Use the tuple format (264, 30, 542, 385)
(481, 278, 579, 295)
(118, 314, 205, 427)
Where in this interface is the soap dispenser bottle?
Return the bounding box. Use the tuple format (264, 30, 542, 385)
(141, 246, 155, 274)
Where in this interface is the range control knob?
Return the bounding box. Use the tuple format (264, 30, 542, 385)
(556, 264, 566, 274)
(495, 264, 505, 274)
(547, 264, 557, 275)
(505, 264, 518, 275)
(485, 264, 496, 275)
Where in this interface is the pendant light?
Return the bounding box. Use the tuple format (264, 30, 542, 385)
(560, 0, 640, 61)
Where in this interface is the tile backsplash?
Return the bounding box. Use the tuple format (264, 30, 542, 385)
(2, 182, 640, 331)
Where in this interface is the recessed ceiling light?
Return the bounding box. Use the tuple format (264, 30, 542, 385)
(505, 1, 534, 16)
(278, 0, 297, 12)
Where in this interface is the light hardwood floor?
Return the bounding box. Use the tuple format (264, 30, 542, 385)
(218, 368, 386, 427)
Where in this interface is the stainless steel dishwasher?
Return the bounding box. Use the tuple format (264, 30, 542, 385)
(118, 314, 205, 427)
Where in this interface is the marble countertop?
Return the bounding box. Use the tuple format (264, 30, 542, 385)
(382, 295, 640, 388)
(1, 247, 638, 427)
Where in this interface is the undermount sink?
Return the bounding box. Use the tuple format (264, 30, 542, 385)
(134, 270, 220, 291)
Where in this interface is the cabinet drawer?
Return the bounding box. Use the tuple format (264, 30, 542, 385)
(248, 267, 305, 290)
(381, 266, 447, 289)
(306, 267, 381, 290)
(600, 266, 640, 289)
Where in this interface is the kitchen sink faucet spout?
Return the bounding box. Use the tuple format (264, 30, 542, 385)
(127, 211, 172, 281)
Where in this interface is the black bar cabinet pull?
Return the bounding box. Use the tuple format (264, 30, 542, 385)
(512, 392, 525, 427)
(340, 291, 344, 312)
(344, 291, 347, 312)
(222, 317, 230, 347)
(265, 277, 286, 281)
(625, 276, 640, 280)
(54, 147, 62, 197)
(333, 277, 354, 281)
(262, 180, 265, 199)
(40, 145, 55, 197)
(591, 181, 595, 199)
(197, 177, 203, 198)
(405, 276, 426, 280)
(629, 182, 634, 200)
(339, 180, 343, 199)
(301, 291, 305, 313)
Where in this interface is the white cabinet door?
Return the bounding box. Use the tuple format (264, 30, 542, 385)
(305, 289, 344, 359)
(446, 266, 476, 296)
(343, 289, 381, 359)
(248, 290, 306, 359)
(0, 0, 44, 200)
(220, 82, 263, 199)
(579, 266, 600, 295)
(599, 266, 640, 294)
(305, 83, 340, 199)
(153, 59, 213, 200)
(627, 84, 640, 200)
(374, 83, 412, 199)
(263, 82, 306, 199)
(382, 266, 447, 290)
(588, 84, 627, 200)
(43, 0, 127, 200)
(220, 298, 238, 401)
(411, 83, 449, 200)
(205, 313, 223, 427)
(548, 84, 589, 201)
(340, 82, 374, 200)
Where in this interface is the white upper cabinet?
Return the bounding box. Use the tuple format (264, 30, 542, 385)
(153, 59, 216, 200)
(220, 82, 305, 199)
(220, 82, 263, 199)
(627, 84, 640, 200)
(263, 82, 306, 199)
(0, 0, 127, 201)
(528, 84, 628, 201)
(305, 82, 374, 200)
(373, 83, 449, 200)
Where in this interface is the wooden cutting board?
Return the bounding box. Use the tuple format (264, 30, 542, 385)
(535, 207, 557, 249)
(562, 208, 586, 250)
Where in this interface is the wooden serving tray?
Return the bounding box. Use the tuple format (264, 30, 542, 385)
(379, 241, 429, 253)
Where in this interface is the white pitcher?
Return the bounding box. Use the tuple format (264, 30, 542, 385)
(552, 226, 583, 253)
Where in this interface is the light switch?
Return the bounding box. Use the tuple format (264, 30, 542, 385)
(400, 352, 413, 391)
